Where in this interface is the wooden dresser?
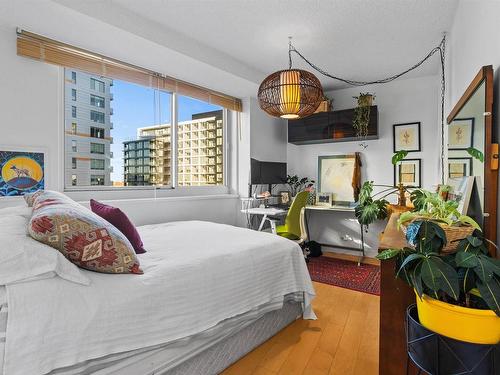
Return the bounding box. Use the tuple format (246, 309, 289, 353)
(379, 214, 419, 375)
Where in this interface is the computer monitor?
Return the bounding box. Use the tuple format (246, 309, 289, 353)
(250, 158, 287, 185)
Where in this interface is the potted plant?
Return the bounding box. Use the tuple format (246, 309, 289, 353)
(354, 179, 412, 229)
(377, 221, 500, 344)
(438, 184, 452, 201)
(397, 189, 480, 253)
(285, 175, 315, 197)
(352, 93, 375, 138)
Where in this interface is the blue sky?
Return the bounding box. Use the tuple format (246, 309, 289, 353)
(110, 80, 220, 182)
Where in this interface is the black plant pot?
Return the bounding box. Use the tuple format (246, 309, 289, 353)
(406, 304, 500, 374)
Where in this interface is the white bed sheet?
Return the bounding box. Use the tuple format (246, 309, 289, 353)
(4, 221, 315, 375)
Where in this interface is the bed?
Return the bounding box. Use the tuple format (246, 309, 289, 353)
(0, 219, 315, 375)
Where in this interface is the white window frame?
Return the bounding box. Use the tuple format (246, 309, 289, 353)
(62, 69, 230, 196)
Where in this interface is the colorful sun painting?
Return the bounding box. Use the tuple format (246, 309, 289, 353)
(0, 151, 44, 197)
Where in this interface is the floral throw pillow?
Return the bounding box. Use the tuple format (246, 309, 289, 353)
(28, 191, 143, 275)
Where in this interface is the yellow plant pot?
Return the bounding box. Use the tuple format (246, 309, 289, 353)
(415, 292, 500, 344)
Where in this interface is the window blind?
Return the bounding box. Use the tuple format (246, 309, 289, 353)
(16, 29, 242, 112)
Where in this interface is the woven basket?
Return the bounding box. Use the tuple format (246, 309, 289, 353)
(401, 221, 475, 254)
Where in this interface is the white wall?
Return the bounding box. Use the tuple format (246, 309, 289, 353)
(249, 97, 287, 163)
(288, 75, 441, 189)
(287, 75, 441, 256)
(447, 0, 500, 243)
(0, 1, 255, 226)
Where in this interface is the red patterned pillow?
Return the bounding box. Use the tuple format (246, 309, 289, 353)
(28, 191, 142, 275)
(24, 190, 44, 207)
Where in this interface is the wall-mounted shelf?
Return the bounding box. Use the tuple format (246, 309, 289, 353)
(288, 106, 378, 145)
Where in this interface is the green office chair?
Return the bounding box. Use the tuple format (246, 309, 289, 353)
(275, 190, 310, 240)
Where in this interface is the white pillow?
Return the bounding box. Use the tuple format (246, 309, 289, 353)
(0, 205, 32, 219)
(0, 212, 90, 286)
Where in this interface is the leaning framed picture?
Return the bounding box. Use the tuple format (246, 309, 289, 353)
(393, 122, 421, 152)
(0, 149, 45, 197)
(448, 118, 474, 150)
(394, 158, 421, 187)
(448, 157, 473, 178)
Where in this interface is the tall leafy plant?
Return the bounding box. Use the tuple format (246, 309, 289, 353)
(354, 181, 390, 228)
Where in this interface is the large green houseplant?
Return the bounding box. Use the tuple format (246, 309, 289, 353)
(377, 220, 500, 343)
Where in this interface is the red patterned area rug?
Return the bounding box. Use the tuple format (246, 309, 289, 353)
(307, 256, 381, 296)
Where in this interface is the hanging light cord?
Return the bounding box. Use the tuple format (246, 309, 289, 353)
(288, 35, 447, 184)
(288, 35, 445, 86)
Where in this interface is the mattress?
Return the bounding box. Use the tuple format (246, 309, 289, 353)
(0, 288, 301, 375)
(47, 294, 303, 375)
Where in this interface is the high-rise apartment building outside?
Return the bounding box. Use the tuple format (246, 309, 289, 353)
(123, 110, 223, 187)
(64, 69, 113, 187)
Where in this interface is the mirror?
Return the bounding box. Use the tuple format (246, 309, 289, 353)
(447, 65, 498, 249)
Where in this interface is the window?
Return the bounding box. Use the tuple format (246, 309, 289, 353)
(177, 96, 224, 186)
(91, 159, 105, 170)
(90, 94, 105, 108)
(91, 175, 105, 186)
(91, 78, 105, 93)
(63, 67, 226, 189)
(71, 71, 76, 82)
(71, 174, 77, 186)
(90, 110, 105, 123)
(90, 126, 105, 139)
(90, 142, 105, 154)
(72, 157, 77, 169)
(72, 106, 77, 118)
(71, 89, 76, 101)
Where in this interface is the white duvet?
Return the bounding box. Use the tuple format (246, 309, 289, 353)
(4, 221, 315, 375)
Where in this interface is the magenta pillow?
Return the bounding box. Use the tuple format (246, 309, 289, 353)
(90, 199, 146, 254)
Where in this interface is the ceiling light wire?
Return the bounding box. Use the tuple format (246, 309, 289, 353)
(287, 35, 447, 184)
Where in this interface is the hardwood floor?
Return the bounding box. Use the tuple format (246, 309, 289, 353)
(222, 282, 380, 375)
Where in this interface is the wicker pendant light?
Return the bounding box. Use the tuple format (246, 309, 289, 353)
(258, 38, 324, 119)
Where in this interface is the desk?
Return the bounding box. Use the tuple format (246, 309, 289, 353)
(240, 207, 287, 233)
(304, 205, 366, 264)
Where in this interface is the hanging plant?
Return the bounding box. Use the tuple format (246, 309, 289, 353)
(352, 93, 375, 138)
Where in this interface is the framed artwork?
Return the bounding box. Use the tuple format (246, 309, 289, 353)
(393, 122, 421, 152)
(448, 157, 473, 178)
(317, 154, 357, 204)
(447, 176, 475, 215)
(0, 150, 45, 197)
(316, 192, 332, 207)
(394, 158, 421, 187)
(279, 191, 291, 205)
(448, 118, 474, 150)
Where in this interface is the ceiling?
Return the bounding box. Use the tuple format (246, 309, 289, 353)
(55, 0, 459, 91)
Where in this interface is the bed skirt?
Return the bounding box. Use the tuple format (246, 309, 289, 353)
(166, 300, 302, 375)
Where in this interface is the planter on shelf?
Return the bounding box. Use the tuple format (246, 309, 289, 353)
(401, 220, 476, 254)
(377, 219, 500, 346)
